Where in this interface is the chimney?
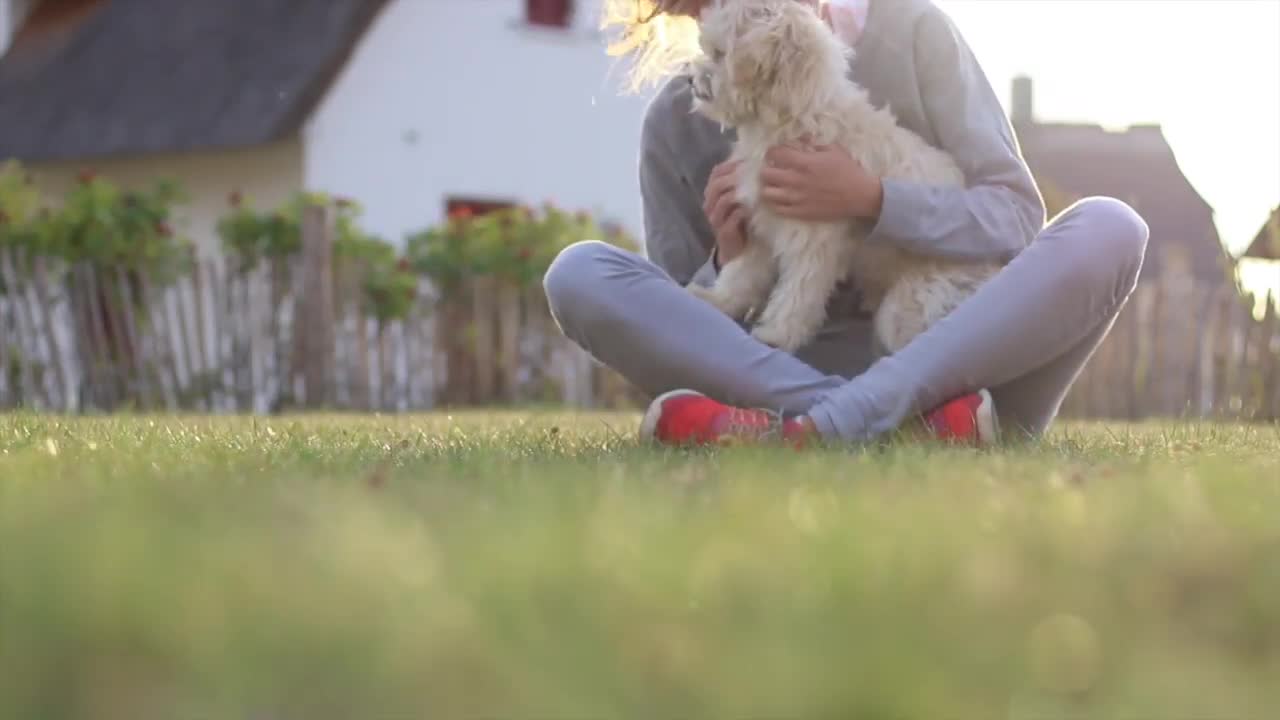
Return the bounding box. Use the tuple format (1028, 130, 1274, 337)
(1011, 75, 1034, 128)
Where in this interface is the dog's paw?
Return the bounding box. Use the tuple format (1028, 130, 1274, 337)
(687, 283, 715, 303)
(688, 284, 728, 314)
(751, 322, 806, 352)
(689, 284, 749, 319)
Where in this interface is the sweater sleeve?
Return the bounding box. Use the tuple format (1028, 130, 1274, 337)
(638, 103, 720, 288)
(865, 8, 1046, 262)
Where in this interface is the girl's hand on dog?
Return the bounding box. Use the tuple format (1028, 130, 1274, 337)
(704, 159, 749, 265)
(760, 143, 884, 222)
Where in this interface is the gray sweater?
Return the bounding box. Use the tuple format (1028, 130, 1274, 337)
(638, 0, 1047, 310)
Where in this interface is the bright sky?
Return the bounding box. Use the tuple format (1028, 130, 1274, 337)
(935, 0, 1280, 296)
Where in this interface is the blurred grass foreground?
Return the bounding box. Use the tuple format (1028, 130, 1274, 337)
(1, 411, 1279, 718)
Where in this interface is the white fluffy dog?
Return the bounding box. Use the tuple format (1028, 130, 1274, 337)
(686, 0, 1002, 353)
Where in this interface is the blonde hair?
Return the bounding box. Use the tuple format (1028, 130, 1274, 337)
(599, 0, 703, 93)
(600, 1, 833, 93)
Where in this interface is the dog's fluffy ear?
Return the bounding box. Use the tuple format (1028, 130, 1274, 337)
(772, 3, 850, 106)
(727, 2, 782, 84)
(730, 2, 848, 126)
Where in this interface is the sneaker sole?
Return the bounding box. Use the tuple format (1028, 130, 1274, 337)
(638, 389, 705, 444)
(975, 388, 1000, 445)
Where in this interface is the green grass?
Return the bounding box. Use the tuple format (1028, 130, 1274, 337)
(1, 411, 1278, 719)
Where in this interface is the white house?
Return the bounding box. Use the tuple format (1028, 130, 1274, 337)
(0, 0, 656, 252)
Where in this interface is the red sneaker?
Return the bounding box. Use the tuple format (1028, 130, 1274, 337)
(921, 389, 1000, 446)
(639, 390, 811, 447)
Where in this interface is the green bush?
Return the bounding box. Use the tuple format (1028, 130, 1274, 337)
(215, 190, 298, 269)
(5, 157, 640, 323)
(0, 161, 192, 285)
(218, 191, 417, 323)
(406, 203, 638, 292)
(0, 160, 43, 246)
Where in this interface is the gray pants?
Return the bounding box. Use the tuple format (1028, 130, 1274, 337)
(543, 197, 1150, 442)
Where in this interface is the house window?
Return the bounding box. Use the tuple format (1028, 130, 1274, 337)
(446, 197, 514, 220)
(526, 0, 573, 29)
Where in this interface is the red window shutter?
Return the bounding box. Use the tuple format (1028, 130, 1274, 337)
(446, 197, 513, 220)
(526, 0, 572, 28)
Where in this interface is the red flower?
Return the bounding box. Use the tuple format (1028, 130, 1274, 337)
(77, 169, 97, 185)
(228, 191, 243, 207)
(396, 257, 411, 272)
(449, 206, 474, 221)
(517, 247, 532, 260)
(154, 221, 173, 237)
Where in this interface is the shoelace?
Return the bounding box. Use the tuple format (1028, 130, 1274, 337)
(723, 406, 784, 440)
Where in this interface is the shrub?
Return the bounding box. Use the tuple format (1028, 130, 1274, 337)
(405, 202, 637, 292)
(218, 191, 417, 323)
(0, 160, 192, 285)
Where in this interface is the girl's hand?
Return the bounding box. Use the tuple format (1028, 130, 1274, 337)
(760, 143, 884, 222)
(703, 159, 749, 265)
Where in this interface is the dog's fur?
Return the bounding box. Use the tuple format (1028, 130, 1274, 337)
(686, 0, 1002, 353)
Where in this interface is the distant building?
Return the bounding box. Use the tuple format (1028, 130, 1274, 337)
(0, 3, 1244, 285)
(0, 0, 650, 253)
(1009, 75, 1235, 287)
(1243, 207, 1279, 261)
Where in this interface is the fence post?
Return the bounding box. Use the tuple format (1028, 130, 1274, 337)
(0, 292, 9, 408)
(30, 255, 70, 411)
(295, 202, 336, 409)
(1195, 284, 1226, 416)
(0, 249, 40, 408)
(112, 267, 151, 409)
(1257, 293, 1279, 421)
(191, 256, 213, 411)
(471, 275, 497, 404)
(437, 279, 474, 407)
(498, 279, 521, 403)
(1229, 293, 1257, 418)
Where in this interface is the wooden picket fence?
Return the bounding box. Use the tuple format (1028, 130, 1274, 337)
(1060, 276, 1280, 422)
(0, 206, 641, 414)
(2, 206, 1277, 421)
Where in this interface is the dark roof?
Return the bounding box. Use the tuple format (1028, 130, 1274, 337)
(1016, 121, 1234, 284)
(0, 0, 388, 163)
(1243, 207, 1280, 261)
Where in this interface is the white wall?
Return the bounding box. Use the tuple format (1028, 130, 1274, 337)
(28, 140, 304, 257)
(303, 0, 657, 247)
